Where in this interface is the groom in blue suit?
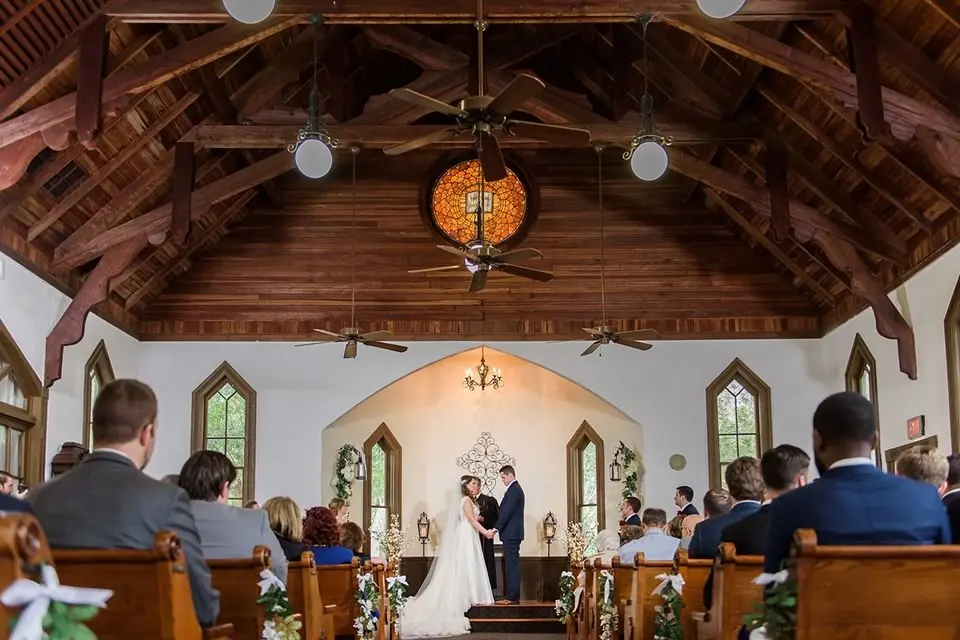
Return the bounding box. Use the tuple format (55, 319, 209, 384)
(494, 464, 524, 604)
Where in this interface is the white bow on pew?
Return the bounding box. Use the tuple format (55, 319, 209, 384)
(651, 573, 685, 596)
(748, 571, 790, 640)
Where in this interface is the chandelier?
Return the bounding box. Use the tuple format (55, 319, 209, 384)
(464, 346, 503, 391)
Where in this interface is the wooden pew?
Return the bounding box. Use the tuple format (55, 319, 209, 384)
(694, 544, 763, 640)
(610, 556, 638, 640)
(53, 532, 233, 640)
(208, 546, 271, 639)
(0, 514, 55, 635)
(287, 551, 335, 640)
(792, 529, 960, 639)
(624, 554, 678, 640)
(567, 559, 594, 640)
(675, 549, 712, 639)
(315, 557, 361, 636)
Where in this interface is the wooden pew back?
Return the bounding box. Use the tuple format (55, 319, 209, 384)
(287, 551, 332, 640)
(697, 544, 763, 640)
(614, 554, 676, 640)
(0, 515, 55, 636)
(52, 532, 206, 640)
(315, 557, 360, 636)
(208, 546, 271, 639)
(675, 549, 712, 639)
(793, 529, 960, 640)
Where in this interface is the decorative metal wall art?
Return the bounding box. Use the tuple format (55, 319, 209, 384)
(456, 432, 516, 494)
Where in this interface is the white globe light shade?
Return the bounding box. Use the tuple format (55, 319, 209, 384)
(696, 0, 746, 19)
(222, 0, 275, 24)
(295, 138, 333, 179)
(630, 140, 669, 181)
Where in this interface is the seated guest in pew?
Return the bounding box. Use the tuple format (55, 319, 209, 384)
(703, 445, 809, 609)
(619, 508, 680, 562)
(943, 454, 960, 544)
(576, 529, 623, 587)
(0, 471, 33, 513)
(896, 445, 949, 494)
(328, 498, 350, 525)
(340, 521, 386, 565)
(179, 451, 288, 583)
(263, 496, 308, 561)
(303, 506, 354, 565)
(678, 514, 703, 550)
(764, 392, 951, 574)
(621, 496, 642, 527)
(28, 380, 220, 627)
(161, 474, 179, 485)
(689, 458, 764, 559)
(680, 490, 728, 550)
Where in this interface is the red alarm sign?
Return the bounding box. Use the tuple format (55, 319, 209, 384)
(907, 415, 925, 440)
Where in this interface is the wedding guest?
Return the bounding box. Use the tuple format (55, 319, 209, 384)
(944, 454, 960, 543)
(667, 485, 697, 537)
(161, 474, 179, 485)
(263, 496, 308, 562)
(303, 506, 353, 565)
(0, 471, 16, 495)
(896, 445, 949, 494)
(689, 458, 764, 559)
(244, 500, 260, 509)
(620, 496, 642, 527)
(576, 529, 621, 587)
(340, 522, 369, 562)
(678, 514, 703, 550)
(619, 508, 680, 562)
(328, 497, 350, 524)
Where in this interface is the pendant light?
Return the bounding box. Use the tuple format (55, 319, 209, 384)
(696, 0, 746, 19)
(222, 0, 275, 24)
(624, 16, 672, 182)
(289, 16, 338, 179)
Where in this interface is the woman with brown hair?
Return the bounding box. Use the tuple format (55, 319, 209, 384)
(263, 496, 307, 562)
(328, 497, 350, 524)
(303, 505, 353, 565)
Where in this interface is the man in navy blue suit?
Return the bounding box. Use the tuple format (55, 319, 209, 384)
(494, 464, 524, 604)
(763, 391, 951, 574)
(689, 456, 765, 559)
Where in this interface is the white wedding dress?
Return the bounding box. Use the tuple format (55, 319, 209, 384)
(400, 494, 494, 637)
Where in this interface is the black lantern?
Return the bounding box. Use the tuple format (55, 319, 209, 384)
(543, 511, 558, 557)
(609, 452, 622, 482)
(349, 445, 367, 481)
(417, 512, 430, 557)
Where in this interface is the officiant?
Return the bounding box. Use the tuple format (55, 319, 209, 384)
(475, 476, 500, 590)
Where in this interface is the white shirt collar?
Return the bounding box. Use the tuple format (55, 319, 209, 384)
(829, 457, 875, 470)
(94, 448, 135, 464)
(733, 499, 762, 507)
(943, 487, 960, 498)
(505, 479, 516, 490)
(761, 499, 774, 506)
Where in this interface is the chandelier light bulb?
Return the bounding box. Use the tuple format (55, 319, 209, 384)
(295, 138, 333, 179)
(222, 0, 275, 23)
(696, 0, 747, 19)
(630, 140, 669, 182)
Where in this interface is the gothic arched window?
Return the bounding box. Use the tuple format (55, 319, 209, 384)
(566, 421, 605, 547)
(0, 319, 46, 485)
(83, 340, 114, 449)
(363, 423, 401, 557)
(845, 334, 881, 467)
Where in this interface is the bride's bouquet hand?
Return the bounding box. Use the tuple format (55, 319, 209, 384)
(484, 529, 496, 539)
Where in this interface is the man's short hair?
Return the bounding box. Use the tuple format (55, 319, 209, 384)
(641, 508, 667, 527)
(178, 450, 237, 502)
(676, 485, 694, 502)
(948, 454, 960, 486)
(623, 496, 642, 514)
(813, 391, 876, 448)
(499, 465, 515, 476)
(761, 445, 811, 491)
(896, 446, 949, 488)
(725, 456, 765, 501)
(620, 525, 643, 544)
(703, 489, 733, 517)
(92, 379, 158, 445)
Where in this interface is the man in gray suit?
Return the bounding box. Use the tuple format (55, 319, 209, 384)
(178, 450, 287, 583)
(28, 380, 220, 627)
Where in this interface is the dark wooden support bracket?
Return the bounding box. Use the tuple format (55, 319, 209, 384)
(846, 3, 889, 140)
(0, 125, 74, 193)
(76, 14, 109, 149)
(171, 142, 196, 246)
(43, 236, 145, 387)
(765, 136, 791, 241)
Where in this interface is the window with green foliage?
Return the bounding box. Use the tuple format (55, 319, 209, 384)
(83, 341, 114, 450)
(0, 319, 45, 486)
(706, 359, 772, 490)
(567, 421, 605, 554)
(845, 334, 881, 467)
(363, 424, 401, 557)
(192, 363, 257, 505)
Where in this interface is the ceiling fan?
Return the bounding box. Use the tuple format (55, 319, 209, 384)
(408, 153, 553, 292)
(297, 149, 408, 359)
(382, 0, 591, 182)
(577, 146, 658, 357)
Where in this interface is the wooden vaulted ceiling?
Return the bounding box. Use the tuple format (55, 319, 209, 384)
(2, 0, 960, 384)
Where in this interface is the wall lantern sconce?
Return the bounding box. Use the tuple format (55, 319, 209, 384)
(609, 452, 623, 482)
(543, 511, 558, 556)
(417, 512, 431, 556)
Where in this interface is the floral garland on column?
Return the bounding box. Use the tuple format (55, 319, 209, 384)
(354, 570, 380, 640)
(257, 569, 302, 640)
(554, 571, 576, 623)
(598, 569, 617, 640)
(334, 444, 363, 500)
(614, 441, 639, 499)
(744, 570, 796, 640)
(652, 573, 685, 640)
(371, 514, 411, 621)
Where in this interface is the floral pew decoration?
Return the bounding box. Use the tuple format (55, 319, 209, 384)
(371, 514, 411, 620)
(554, 520, 587, 624)
(652, 573, 685, 640)
(258, 568, 302, 640)
(354, 569, 380, 640)
(744, 569, 796, 640)
(1, 563, 113, 640)
(597, 567, 617, 640)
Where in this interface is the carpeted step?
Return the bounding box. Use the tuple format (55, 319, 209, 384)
(467, 603, 564, 633)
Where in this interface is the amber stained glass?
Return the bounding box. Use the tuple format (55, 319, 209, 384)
(430, 160, 527, 245)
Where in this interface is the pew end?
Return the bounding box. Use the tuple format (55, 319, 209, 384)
(287, 551, 334, 640)
(0, 515, 55, 635)
(208, 545, 272, 639)
(316, 556, 362, 636)
(675, 549, 712, 639)
(696, 543, 763, 640)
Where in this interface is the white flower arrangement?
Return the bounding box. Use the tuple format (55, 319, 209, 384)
(561, 521, 587, 564)
(353, 570, 380, 640)
(598, 569, 618, 640)
(554, 570, 577, 623)
(372, 513, 412, 573)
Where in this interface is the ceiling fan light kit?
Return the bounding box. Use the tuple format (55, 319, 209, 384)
(290, 16, 338, 180)
(696, 0, 747, 19)
(222, 0, 275, 24)
(628, 139, 670, 182)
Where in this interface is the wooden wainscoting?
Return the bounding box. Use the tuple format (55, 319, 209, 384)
(402, 555, 569, 601)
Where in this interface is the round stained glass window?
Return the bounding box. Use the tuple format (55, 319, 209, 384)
(429, 159, 528, 246)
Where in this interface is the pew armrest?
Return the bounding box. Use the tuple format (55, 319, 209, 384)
(691, 611, 708, 623)
(203, 623, 235, 639)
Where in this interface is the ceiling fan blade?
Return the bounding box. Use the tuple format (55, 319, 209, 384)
(497, 262, 554, 282)
(408, 264, 463, 274)
(384, 128, 459, 155)
(477, 133, 508, 182)
(582, 327, 604, 335)
(359, 330, 393, 342)
(312, 329, 345, 339)
(295, 342, 324, 347)
(495, 247, 543, 262)
(615, 338, 653, 351)
(506, 120, 592, 146)
(436, 244, 475, 260)
(344, 341, 358, 359)
(487, 73, 546, 115)
(388, 88, 463, 117)
(468, 268, 488, 293)
(616, 329, 660, 340)
(364, 341, 409, 353)
(581, 341, 602, 356)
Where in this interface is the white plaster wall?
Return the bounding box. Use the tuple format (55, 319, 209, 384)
(0, 252, 140, 475)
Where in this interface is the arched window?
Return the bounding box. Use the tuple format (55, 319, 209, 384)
(706, 358, 773, 489)
(0, 319, 46, 486)
(191, 362, 256, 505)
(945, 279, 960, 454)
(566, 421, 605, 549)
(83, 340, 114, 449)
(845, 334, 882, 467)
(363, 423, 401, 557)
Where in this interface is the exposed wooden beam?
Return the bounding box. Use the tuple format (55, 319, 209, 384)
(845, 3, 888, 140)
(364, 26, 470, 70)
(75, 14, 109, 148)
(918, 0, 960, 31)
(107, 0, 848, 22)
(765, 136, 791, 241)
(171, 143, 196, 246)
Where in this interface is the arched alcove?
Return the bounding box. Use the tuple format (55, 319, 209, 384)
(322, 347, 644, 557)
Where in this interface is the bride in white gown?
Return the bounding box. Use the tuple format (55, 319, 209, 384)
(400, 476, 495, 637)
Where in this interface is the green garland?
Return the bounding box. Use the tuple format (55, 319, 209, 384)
(334, 444, 363, 500)
(554, 571, 576, 623)
(353, 570, 380, 640)
(258, 578, 302, 640)
(744, 571, 797, 640)
(37, 601, 101, 639)
(653, 581, 685, 640)
(615, 441, 639, 499)
(598, 571, 618, 640)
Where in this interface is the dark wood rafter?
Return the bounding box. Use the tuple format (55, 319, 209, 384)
(75, 13, 109, 149)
